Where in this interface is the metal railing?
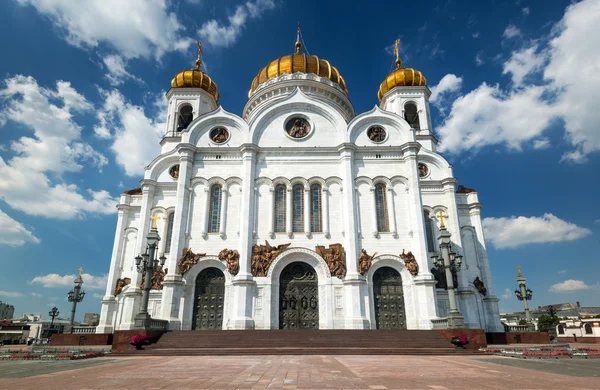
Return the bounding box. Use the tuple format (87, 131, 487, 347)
(149, 318, 169, 331)
(506, 324, 534, 332)
(71, 326, 97, 334)
(431, 318, 449, 329)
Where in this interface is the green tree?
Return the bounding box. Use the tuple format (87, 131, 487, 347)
(537, 314, 559, 332)
(518, 319, 528, 325)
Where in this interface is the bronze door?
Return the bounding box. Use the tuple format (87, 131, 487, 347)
(373, 267, 407, 329)
(192, 268, 225, 330)
(279, 262, 319, 329)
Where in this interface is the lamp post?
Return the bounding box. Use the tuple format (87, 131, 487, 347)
(67, 268, 86, 332)
(514, 265, 533, 326)
(48, 306, 59, 335)
(430, 212, 465, 328)
(134, 213, 166, 329)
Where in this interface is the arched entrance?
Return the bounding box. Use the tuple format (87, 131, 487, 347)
(192, 268, 225, 330)
(373, 267, 406, 329)
(279, 262, 319, 329)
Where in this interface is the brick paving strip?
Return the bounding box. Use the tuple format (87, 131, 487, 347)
(1, 355, 599, 389)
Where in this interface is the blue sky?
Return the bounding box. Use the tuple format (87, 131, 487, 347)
(1, 0, 599, 321)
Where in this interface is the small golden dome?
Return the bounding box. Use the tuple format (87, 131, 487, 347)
(248, 26, 348, 97)
(170, 41, 220, 103)
(378, 39, 426, 101)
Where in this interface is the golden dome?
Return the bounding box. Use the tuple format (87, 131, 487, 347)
(170, 41, 220, 103)
(378, 39, 426, 101)
(248, 27, 348, 97)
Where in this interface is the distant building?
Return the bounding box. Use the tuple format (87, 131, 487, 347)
(0, 301, 15, 320)
(501, 301, 600, 330)
(83, 313, 100, 326)
(12, 314, 78, 339)
(0, 320, 30, 344)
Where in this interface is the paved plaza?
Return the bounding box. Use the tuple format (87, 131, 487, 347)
(1, 355, 599, 389)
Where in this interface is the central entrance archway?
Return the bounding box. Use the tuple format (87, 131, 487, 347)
(373, 267, 407, 329)
(192, 267, 225, 330)
(279, 262, 319, 329)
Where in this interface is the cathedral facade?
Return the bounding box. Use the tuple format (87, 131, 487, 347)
(97, 38, 504, 333)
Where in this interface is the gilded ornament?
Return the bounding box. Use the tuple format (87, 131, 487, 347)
(251, 241, 291, 277)
(378, 39, 426, 101)
(114, 277, 131, 296)
(358, 249, 377, 275)
(315, 243, 346, 279)
(400, 249, 419, 276)
(178, 247, 206, 275)
(170, 40, 219, 102)
(150, 213, 160, 229)
(218, 248, 240, 276)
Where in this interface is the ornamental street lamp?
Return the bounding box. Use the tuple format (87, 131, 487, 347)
(430, 212, 465, 328)
(67, 268, 86, 332)
(134, 213, 166, 329)
(48, 306, 59, 330)
(514, 265, 534, 325)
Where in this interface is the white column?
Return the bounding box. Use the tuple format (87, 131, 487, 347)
(322, 187, 330, 238)
(200, 187, 209, 238)
(339, 144, 369, 329)
(304, 187, 311, 236)
(370, 187, 379, 237)
(219, 188, 228, 238)
(268, 188, 275, 238)
(442, 178, 467, 290)
(387, 187, 397, 237)
(230, 144, 257, 329)
(160, 146, 194, 330)
(286, 187, 292, 237)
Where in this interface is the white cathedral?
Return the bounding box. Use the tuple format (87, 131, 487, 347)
(97, 36, 503, 333)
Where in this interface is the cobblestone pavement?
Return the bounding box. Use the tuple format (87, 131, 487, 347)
(2, 355, 599, 389)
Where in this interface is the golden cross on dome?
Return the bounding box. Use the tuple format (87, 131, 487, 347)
(151, 213, 161, 229)
(295, 22, 302, 54)
(437, 211, 447, 228)
(195, 40, 203, 70)
(394, 39, 402, 68)
(78, 267, 83, 276)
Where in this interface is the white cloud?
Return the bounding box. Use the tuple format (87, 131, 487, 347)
(503, 25, 521, 39)
(502, 45, 546, 86)
(472, 32, 480, 38)
(198, 0, 276, 47)
(438, 0, 600, 161)
(31, 292, 42, 297)
(483, 213, 591, 249)
(549, 279, 595, 293)
(30, 273, 108, 290)
(501, 288, 512, 299)
(429, 74, 463, 112)
(92, 293, 104, 299)
(0, 75, 117, 219)
(0, 291, 24, 298)
(94, 90, 165, 177)
(15, 0, 190, 60)
(558, 270, 568, 275)
(0, 209, 40, 246)
(522, 7, 530, 16)
(46, 303, 56, 308)
(532, 138, 551, 150)
(475, 52, 485, 66)
(102, 55, 142, 86)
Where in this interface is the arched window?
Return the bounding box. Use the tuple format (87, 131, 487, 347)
(557, 325, 565, 335)
(274, 185, 286, 233)
(424, 211, 435, 252)
(404, 102, 420, 131)
(207, 185, 222, 233)
(164, 212, 175, 253)
(292, 184, 304, 232)
(585, 323, 593, 334)
(375, 183, 389, 232)
(176, 105, 193, 131)
(310, 184, 322, 232)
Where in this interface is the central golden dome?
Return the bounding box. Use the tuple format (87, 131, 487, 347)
(249, 30, 348, 97)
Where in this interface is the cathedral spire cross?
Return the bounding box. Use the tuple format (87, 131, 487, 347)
(394, 39, 402, 68)
(437, 211, 447, 228)
(517, 265, 522, 276)
(151, 213, 161, 229)
(295, 22, 302, 54)
(195, 40, 203, 70)
(78, 267, 83, 276)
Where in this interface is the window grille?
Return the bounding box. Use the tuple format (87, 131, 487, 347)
(292, 185, 304, 232)
(165, 212, 175, 253)
(404, 103, 421, 131)
(310, 185, 322, 232)
(208, 185, 222, 233)
(375, 184, 389, 232)
(274, 185, 286, 232)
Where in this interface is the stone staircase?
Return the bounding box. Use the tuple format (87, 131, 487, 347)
(117, 330, 481, 356)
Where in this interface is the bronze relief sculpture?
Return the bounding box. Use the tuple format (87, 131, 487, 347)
(169, 164, 180, 179)
(139, 265, 167, 290)
(418, 163, 429, 177)
(400, 249, 419, 276)
(210, 127, 229, 143)
(218, 248, 240, 276)
(178, 247, 206, 275)
(474, 276, 487, 296)
(358, 249, 377, 275)
(114, 277, 131, 296)
(315, 243, 346, 279)
(285, 117, 311, 138)
(251, 241, 291, 277)
(367, 125, 386, 143)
